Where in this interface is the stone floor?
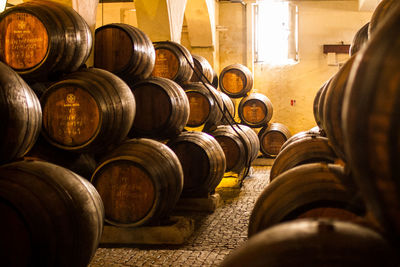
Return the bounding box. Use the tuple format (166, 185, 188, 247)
(88, 165, 271, 267)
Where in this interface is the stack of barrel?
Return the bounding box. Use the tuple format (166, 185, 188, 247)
(221, 0, 400, 265)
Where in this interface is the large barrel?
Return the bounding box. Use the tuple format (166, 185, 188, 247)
(183, 82, 224, 129)
(258, 123, 291, 158)
(40, 67, 136, 153)
(248, 163, 366, 237)
(350, 22, 370, 56)
(313, 80, 330, 131)
(167, 131, 226, 197)
(127, 77, 189, 139)
(0, 160, 104, 267)
(270, 134, 337, 181)
(0, 0, 92, 81)
(0, 62, 42, 163)
(151, 41, 194, 84)
(189, 54, 214, 85)
(342, 2, 400, 247)
(219, 64, 253, 98)
(91, 138, 183, 227)
(222, 219, 397, 267)
(238, 93, 273, 128)
(94, 23, 155, 81)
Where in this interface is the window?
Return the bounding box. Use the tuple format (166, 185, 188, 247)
(254, 1, 298, 65)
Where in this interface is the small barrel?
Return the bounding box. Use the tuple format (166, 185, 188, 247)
(167, 131, 226, 197)
(151, 41, 194, 84)
(248, 163, 366, 237)
(232, 124, 260, 163)
(238, 93, 273, 128)
(368, 0, 398, 37)
(270, 134, 337, 181)
(189, 54, 214, 84)
(0, 0, 92, 81)
(350, 22, 370, 56)
(219, 64, 253, 98)
(94, 23, 155, 81)
(222, 219, 396, 267)
(0, 62, 42, 163)
(128, 77, 189, 139)
(210, 125, 253, 173)
(183, 82, 224, 128)
(40, 67, 136, 153)
(91, 138, 183, 227)
(0, 160, 104, 267)
(258, 123, 291, 158)
(313, 80, 329, 130)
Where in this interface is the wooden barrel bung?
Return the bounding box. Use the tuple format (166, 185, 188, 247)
(258, 123, 291, 158)
(128, 77, 189, 139)
(222, 219, 397, 267)
(248, 163, 366, 237)
(94, 23, 155, 81)
(219, 64, 253, 98)
(151, 41, 194, 84)
(238, 93, 273, 128)
(91, 138, 183, 227)
(0, 160, 104, 267)
(40, 68, 135, 153)
(0, 0, 92, 81)
(0, 61, 42, 164)
(167, 131, 226, 197)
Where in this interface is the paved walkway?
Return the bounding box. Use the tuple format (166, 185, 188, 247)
(89, 166, 270, 267)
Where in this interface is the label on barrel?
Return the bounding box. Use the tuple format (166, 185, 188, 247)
(243, 101, 266, 124)
(0, 12, 48, 70)
(152, 49, 179, 79)
(222, 70, 245, 94)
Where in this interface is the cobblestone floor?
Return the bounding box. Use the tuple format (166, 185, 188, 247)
(89, 165, 270, 267)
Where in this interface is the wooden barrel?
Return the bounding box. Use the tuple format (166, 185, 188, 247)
(368, 0, 398, 37)
(91, 138, 183, 227)
(151, 41, 194, 84)
(232, 124, 260, 163)
(219, 91, 236, 125)
(258, 123, 291, 158)
(280, 129, 323, 152)
(248, 163, 366, 237)
(0, 0, 92, 81)
(0, 62, 42, 163)
(350, 22, 370, 56)
(270, 134, 337, 181)
(183, 82, 224, 128)
(127, 77, 189, 139)
(342, 3, 400, 247)
(313, 80, 329, 130)
(210, 125, 253, 173)
(94, 23, 155, 81)
(323, 56, 356, 162)
(0, 160, 104, 267)
(211, 68, 219, 89)
(238, 93, 273, 128)
(40, 67, 136, 153)
(219, 64, 253, 98)
(222, 219, 396, 267)
(167, 131, 226, 197)
(189, 54, 214, 84)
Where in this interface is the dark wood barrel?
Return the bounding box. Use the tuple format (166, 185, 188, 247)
(94, 23, 155, 81)
(219, 91, 235, 125)
(40, 67, 136, 153)
(151, 41, 194, 84)
(248, 163, 366, 237)
(323, 56, 356, 162)
(238, 93, 273, 128)
(0, 62, 42, 163)
(232, 124, 260, 163)
(368, 0, 398, 37)
(219, 64, 253, 98)
(189, 54, 214, 84)
(210, 125, 253, 173)
(313, 80, 329, 131)
(350, 22, 370, 56)
(280, 129, 323, 152)
(127, 77, 189, 139)
(258, 123, 291, 158)
(0, 0, 92, 81)
(91, 138, 183, 227)
(0, 160, 104, 267)
(222, 219, 396, 267)
(167, 131, 226, 197)
(270, 134, 337, 181)
(183, 82, 224, 129)
(211, 68, 219, 89)
(342, 3, 400, 248)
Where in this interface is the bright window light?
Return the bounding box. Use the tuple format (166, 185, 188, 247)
(254, 1, 298, 65)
